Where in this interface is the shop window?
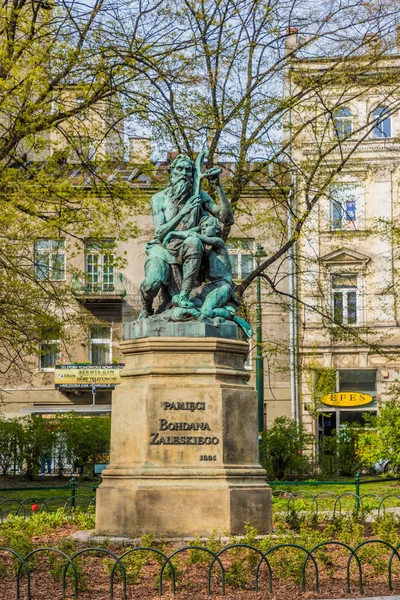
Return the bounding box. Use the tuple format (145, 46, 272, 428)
(89, 326, 112, 365)
(333, 107, 353, 139)
(330, 184, 358, 230)
(39, 329, 61, 371)
(372, 107, 391, 138)
(226, 239, 255, 280)
(332, 274, 358, 325)
(85, 239, 115, 293)
(318, 370, 377, 440)
(318, 409, 376, 437)
(34, 239, 66, 281)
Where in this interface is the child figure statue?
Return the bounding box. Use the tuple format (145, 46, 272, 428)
(163, 215, 253, 338)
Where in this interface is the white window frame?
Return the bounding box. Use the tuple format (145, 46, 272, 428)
(329, 183, 361, 231)
(331, 274, 360, 326)
(372, 106, 391, 139)
(333, 107, 353, 140)
(89, 326, 112, 365)
(34, 239, 66, 281)
(226, 239, 255, 280)
(85, 239, 115, 293)
(39, 338, 61, 372)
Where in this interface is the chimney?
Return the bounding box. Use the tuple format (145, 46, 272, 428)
(167, 151, 179, 162)
(129, 137, 151, 163)
(363, 32, 382, 53)
(285, 27, 299, 55)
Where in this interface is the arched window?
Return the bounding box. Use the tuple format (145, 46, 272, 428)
(333, 108, 353, 139)
(372, 106, 391, 138)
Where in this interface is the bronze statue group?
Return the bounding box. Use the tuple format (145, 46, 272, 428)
(139, 151, 253, 338)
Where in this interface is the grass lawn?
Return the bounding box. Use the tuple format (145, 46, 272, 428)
(270, 475, 400, 496)
(0, 476, 97, 507)
(270, 476, 400, 513)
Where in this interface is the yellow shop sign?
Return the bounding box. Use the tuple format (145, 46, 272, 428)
(55, 364, 124, 389)
(321, 392, 373, 407)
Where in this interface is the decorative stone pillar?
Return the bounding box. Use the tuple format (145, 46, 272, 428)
(96, 330, 271, 536)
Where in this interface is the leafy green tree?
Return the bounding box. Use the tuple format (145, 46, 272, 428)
(261, 416, 314, 480)
(357, 401, 400, 472)
(60, 413, 110, 473)
(0, 417, 24, 476)
(0, 0, 179, 376)
(20, 415, 58, 480)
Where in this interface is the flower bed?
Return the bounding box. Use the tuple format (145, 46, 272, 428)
(1, 509, 400, 599)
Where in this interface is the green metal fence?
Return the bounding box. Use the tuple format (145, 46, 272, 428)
(0, 478, 96, 519)
(1, 474, 400, 520)
(0, 477, 77, 497)
(269, 473, 400, 512)
(0, 539, 400, 598)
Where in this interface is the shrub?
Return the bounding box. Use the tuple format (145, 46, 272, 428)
(0, 412, 110, 477)
(320, 423, 364, 476)
(261, 416, 314, 480)
(357, 400, 400, 472)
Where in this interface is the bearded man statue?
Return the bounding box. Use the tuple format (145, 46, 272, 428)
(139, 153, 234, 318)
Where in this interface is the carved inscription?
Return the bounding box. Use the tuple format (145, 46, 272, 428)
(163, 402, 205, 411)
(159, 419, 210, 431)
(149, 402, 220, 446)
(150, 433, 219, 445)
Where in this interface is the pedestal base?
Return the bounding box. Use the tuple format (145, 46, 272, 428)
(96, 336, 272, 537)
(97, 481, 270, 536)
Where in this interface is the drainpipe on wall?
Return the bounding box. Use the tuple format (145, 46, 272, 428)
(284, 27, 300, 423)
(288, 180, 299, 422)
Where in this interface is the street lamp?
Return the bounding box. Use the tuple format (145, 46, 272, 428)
(255, 245, 265, 453)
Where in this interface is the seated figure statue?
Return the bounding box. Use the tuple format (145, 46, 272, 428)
(163, 215, 253, 338)
(139, 152, 234, 317)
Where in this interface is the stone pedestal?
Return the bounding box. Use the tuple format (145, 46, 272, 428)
(96, 334, 272, 537)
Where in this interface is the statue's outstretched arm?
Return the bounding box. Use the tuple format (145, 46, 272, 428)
(196, 234, 225, 248)
(201, 184, 234, 227)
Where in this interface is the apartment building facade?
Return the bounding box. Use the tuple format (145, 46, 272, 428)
(286, 33, 400, 441)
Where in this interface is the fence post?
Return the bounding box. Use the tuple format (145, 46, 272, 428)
(355, 472, 360, 511)
(71, 476, 76, 510)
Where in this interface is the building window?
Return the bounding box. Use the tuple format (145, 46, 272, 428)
(337, 369, 376, 393)
(34, 239, 66, 281)
(332, 274, 358, 325)
(372, 107, 391, 138)
(330, 184, 358, 230)
(39, 330, 61, 371)
(333, 107, 353, 139)
(85, 239, 115, 293)
(318, 370, 376, 440)
(226, 239, 255, 280)
(89, 326, 112, 365)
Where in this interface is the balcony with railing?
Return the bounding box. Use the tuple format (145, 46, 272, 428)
(72, 272, 126, 301)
